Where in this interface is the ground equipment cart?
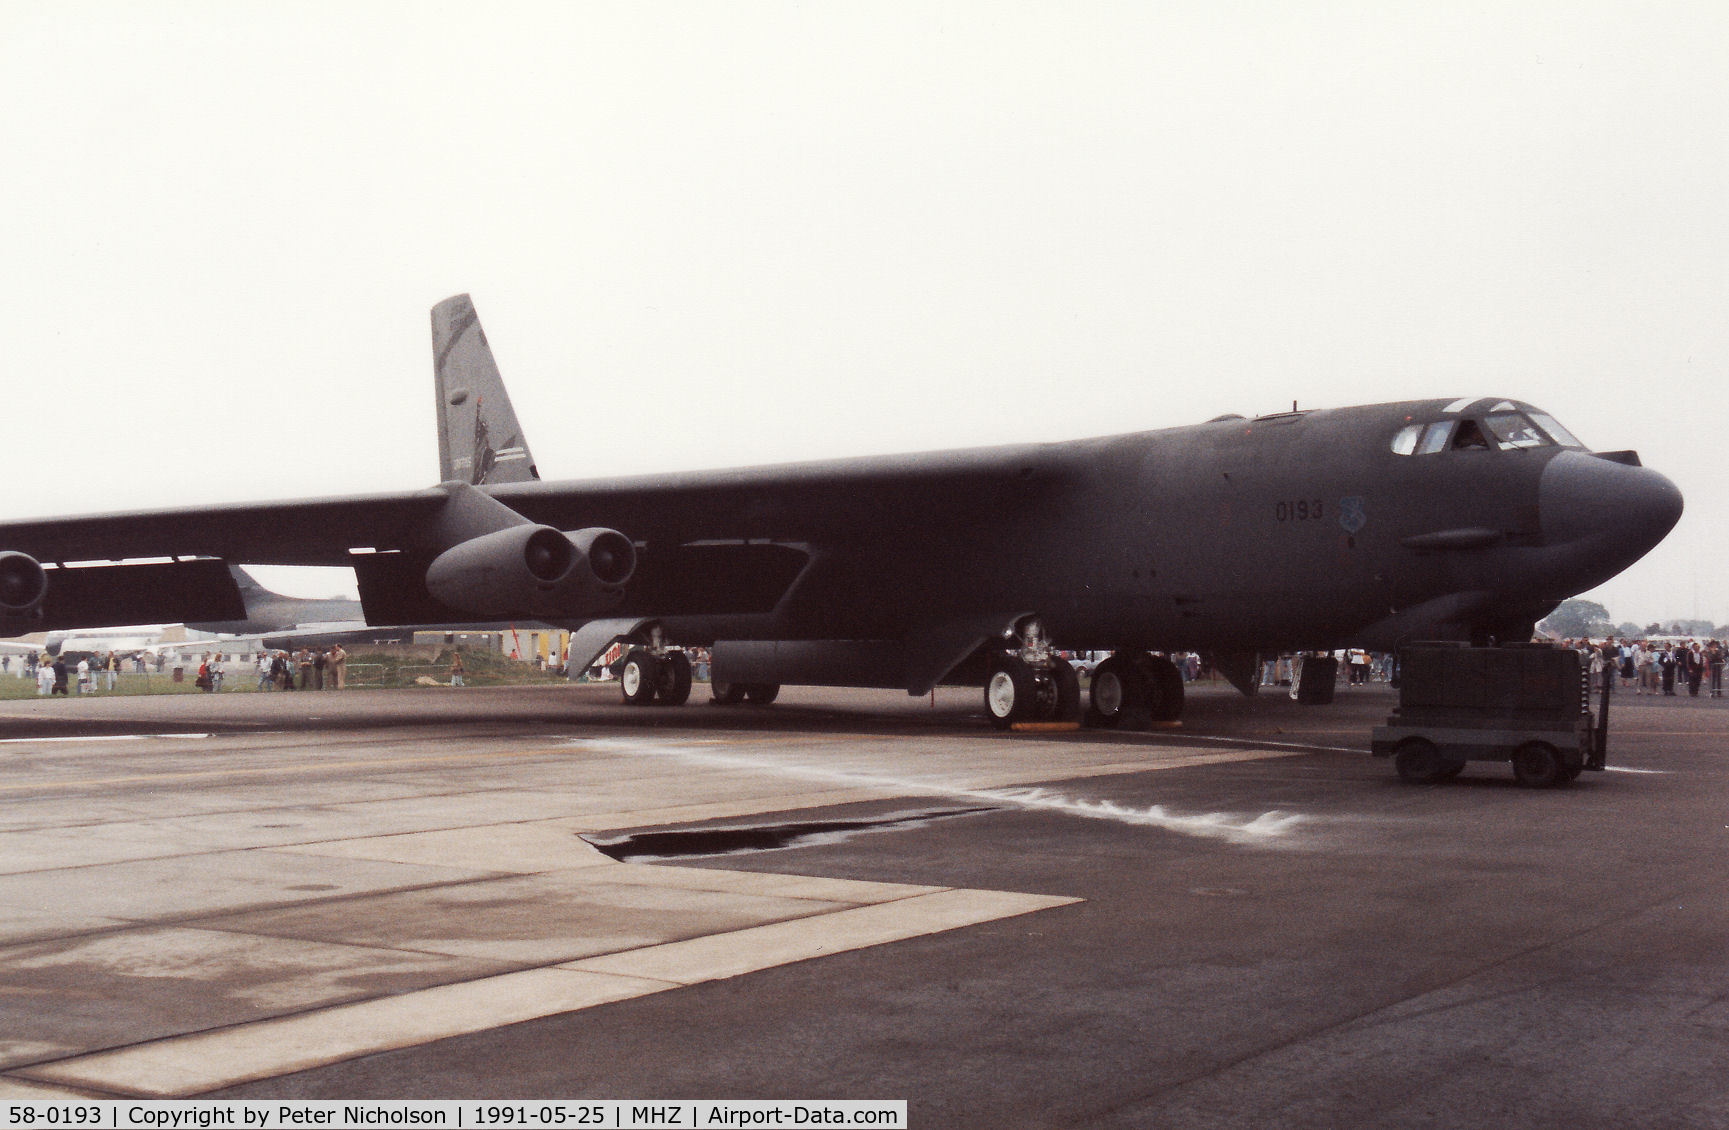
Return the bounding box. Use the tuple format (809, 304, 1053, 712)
(1371, 642, 1608, 787)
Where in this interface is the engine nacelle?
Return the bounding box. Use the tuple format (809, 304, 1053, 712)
(424, 525, 636, 617)
(0, 551, 48, 631)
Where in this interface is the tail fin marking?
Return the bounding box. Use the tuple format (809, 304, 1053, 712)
(431, 294, 540, 485)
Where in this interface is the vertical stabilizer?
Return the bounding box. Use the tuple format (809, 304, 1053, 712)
(431, 294, 540, 485)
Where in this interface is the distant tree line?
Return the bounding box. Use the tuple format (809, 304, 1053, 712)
(1538, 598, 1726, 640)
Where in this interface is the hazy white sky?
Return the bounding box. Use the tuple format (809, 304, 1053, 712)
(3, 2, 1726, 625)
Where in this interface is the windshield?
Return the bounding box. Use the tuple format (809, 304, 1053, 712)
(1527, 411, 1586, 448)
(1391, 411, 1582, 456)
(1484, 413, 1549, 449)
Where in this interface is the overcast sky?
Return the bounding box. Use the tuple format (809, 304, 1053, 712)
(4, 2, 1726, 626)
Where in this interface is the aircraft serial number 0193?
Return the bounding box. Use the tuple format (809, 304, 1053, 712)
(1274, 500, 1326, 521)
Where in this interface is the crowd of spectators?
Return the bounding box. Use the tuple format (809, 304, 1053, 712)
(3, 645, 352, 695)
(1569, 637, 1724, 698)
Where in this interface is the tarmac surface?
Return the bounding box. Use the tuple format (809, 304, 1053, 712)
(0, 679, 1724, 1127)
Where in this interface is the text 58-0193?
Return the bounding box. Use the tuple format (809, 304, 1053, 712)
(9, 1109, 105, 1126)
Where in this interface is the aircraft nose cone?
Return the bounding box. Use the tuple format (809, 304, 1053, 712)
(1538, 450, 1684, 569)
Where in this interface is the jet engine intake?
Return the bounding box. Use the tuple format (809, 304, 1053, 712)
(424, 525, 635, 617)
(0, 551, 47, 632)
(0, 551, 47, 615)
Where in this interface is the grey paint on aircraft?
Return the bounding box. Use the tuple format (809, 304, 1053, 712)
(0, 298, 1683, 721)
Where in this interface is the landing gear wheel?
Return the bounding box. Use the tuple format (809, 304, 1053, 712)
(710, 680, 747, 705)
(620, 649, 659, 706)
(986, 656, 1040, 729)
(1052, 661, 1082, 722)
(653, 652, 693, 706)
(1512, 741, 1565, 788)
(1394, 737, 1446, 784)
(744, 683, 780, 705)
(1141, 654, 1185, 723)
(1085, 654, 1148, 729)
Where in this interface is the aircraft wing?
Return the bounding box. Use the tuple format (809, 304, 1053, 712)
(489, 441, 1085, 543)
(0, 445, 1083, 632)
(0, 489, 448, 566)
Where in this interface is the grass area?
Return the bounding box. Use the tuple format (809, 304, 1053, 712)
(0, 647, 569, 699)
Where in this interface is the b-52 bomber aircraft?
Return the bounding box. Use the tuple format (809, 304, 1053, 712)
(0, 295, 1682, 729)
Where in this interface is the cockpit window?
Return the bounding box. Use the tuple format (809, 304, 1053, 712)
(1390, 419, 1460, 455)
(1528, 411, 1585, 449)
(1452, 419, 1493, 450)
(1417, 421, 1454, 454)
(1392, 408, 1584, 456)
(1484, 413, 1551, 449)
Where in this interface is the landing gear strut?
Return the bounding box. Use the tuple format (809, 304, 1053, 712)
(617, 624, 693, 706)
(984, 618, 1081, 729)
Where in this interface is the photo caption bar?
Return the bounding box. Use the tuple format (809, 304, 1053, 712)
(3, 1100, 907, 1129)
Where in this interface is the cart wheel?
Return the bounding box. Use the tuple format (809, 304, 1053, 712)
(1512, 741, 1565, 788)
(1438, 760, 1467, 781)
(1393, 738, 1446, 784)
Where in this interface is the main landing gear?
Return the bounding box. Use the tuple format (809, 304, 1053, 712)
(982, 620, 1188, 730)
(710, 680, 781, 706)
(616, 624, 692, 707)
(1084, 650, 1184, 729)
(619, 646, 691, 706)
(984, 618, 1081, 729)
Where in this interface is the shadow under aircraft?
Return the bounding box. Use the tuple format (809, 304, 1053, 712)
(0, 296, 1682, 730)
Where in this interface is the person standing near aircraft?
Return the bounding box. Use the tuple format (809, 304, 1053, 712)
(450, 651, 465, 687)
(328, 643, 347, 689)
(35, 660, 53, 696)
(1348, 648, 1369, 685)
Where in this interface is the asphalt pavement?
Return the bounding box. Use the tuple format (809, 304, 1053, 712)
(0, 680, 1723, 1127)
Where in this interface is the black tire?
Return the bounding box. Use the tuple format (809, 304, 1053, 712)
(1394, 738, 1446, 784)
(1139, 654, 1185, 722)
(744, 683, 780, 705)
(620, 649, 659, 705)
(1512, 741, 1564, 788)
(1052, 661, 1082, 722)
(1438, 759, 1467, 781)
(654, 652, 693, 706)
(985, 656, 1039, 729)
(1085, 654, 1147, 728)
(711, 679, 747, 705)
